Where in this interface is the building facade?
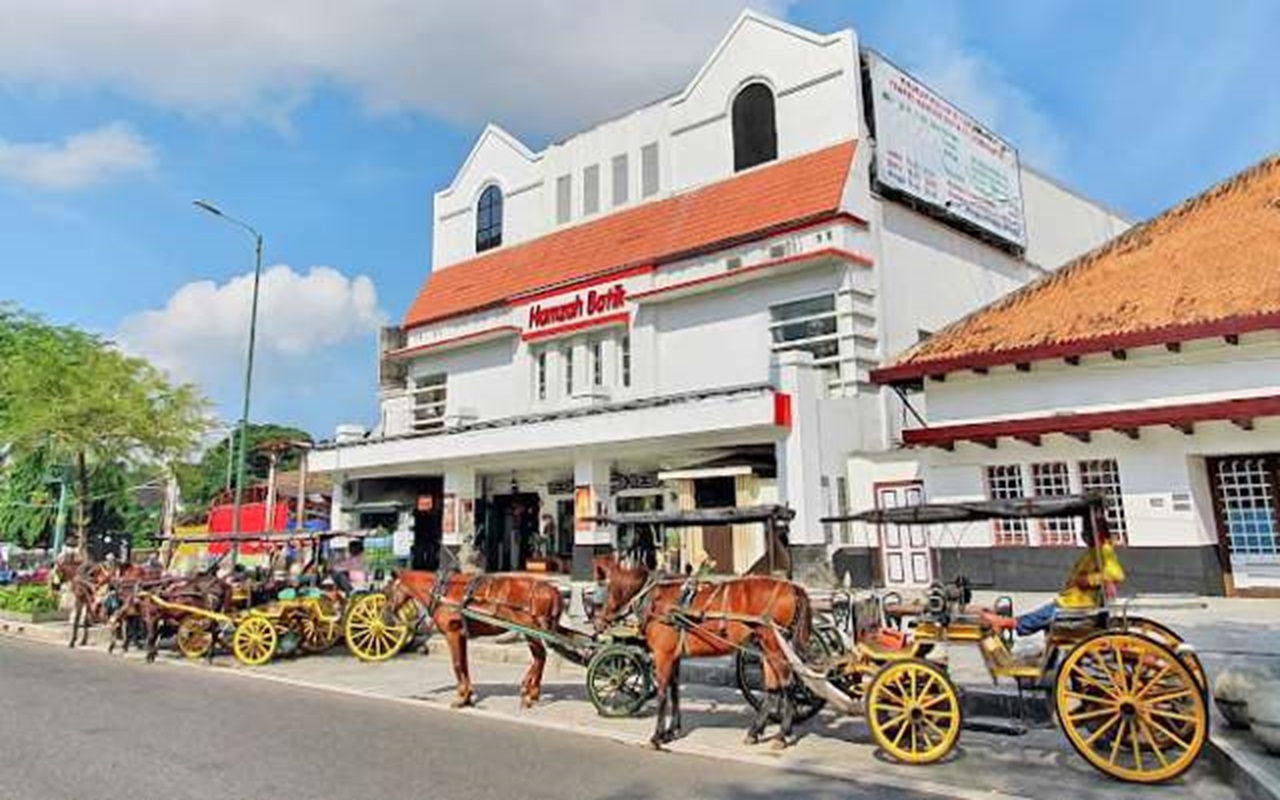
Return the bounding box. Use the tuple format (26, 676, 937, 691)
(868, 155, 1280, 596)
(308, 12, 1127, 580)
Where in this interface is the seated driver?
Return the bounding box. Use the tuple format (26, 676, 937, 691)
(982, 524, 1125, 637)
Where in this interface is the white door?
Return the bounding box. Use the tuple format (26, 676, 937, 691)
(876, 482, 932, 589)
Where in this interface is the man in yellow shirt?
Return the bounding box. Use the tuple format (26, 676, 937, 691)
(984, 538, 1125, 636)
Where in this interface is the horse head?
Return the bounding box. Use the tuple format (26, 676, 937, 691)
(593, 557, 650, 633)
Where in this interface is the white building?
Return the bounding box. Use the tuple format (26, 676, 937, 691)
(869, 154, 1280, 596)
(309, 11, 1126, 581)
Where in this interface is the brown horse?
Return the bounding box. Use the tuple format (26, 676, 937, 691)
(385, 570, 565, 709)
(138, 573, 234, 663)
(52, 552, 112, 648)
(596, 560, 811, 749)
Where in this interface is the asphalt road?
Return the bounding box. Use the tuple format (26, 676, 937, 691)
(0, 637, 943, 800)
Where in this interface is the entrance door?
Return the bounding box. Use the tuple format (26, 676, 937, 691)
(695, 476, 737, 575)
(1209, 455, 1280, 590)
(876, 481, 931, 589)
(489, 493, 541, 572)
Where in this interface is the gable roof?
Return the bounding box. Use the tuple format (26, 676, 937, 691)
(874, 153, 1280, 385)
(404, 140, 857, 328)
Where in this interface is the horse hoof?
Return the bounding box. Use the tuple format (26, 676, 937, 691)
(520, 697, 537, 710)
(451, 696, 475, 709)
(647, 740, 665, 751)
(743, 733, 760, 746)
(770, 737, 790, 751)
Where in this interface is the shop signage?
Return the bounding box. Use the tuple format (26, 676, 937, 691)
(416, 494, 435, 513)
(610, 471, 661, 492)
(574, 485, 596, 532)
(524, 282, 628, 340)
(867, 51, 1026, 248)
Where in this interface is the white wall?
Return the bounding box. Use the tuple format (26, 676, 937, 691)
(1021, 168, 1131, 270)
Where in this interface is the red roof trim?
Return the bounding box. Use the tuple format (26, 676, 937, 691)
(873, 311, 1280, 385)
(902, 394, 1280, 448)
(521, 311, 630, 343)
(631, 247, 874, 301)
(385, 325, 520, 360)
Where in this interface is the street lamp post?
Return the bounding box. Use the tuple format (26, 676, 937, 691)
(193, 199, 264, 564)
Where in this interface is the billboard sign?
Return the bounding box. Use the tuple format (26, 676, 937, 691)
(867, 52, 1026, 248)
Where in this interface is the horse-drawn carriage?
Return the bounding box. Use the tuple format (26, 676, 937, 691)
(725, 493, 1207, 783)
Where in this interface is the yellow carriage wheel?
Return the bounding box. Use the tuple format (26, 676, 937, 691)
(344, 594, 414, 663)
(176, 617, 214, 660)
(232, 615, 278, 667)
(1116, 617, 1208, 698)
(1055, 632, 1206, 784)
(866, 659, 961, 765)
(300, 606, 341, 654)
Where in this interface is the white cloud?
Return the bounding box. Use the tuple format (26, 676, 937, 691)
(0, 2, 790, 138)
(864, 7, 1067, 172)
(117, 266, 386, 417)
(0, 122, 156, 189)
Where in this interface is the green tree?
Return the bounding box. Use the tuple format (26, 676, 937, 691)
(174, 423, 313, 511)
(0, 448, 61, 547)
(0, 306, 209, 552)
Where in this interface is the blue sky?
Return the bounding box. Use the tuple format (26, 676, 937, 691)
(1, 1, 1276, 439)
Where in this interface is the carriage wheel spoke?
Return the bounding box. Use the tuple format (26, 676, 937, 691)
(1071, 665, 1122, 701)
(1108, 718, 1128, 765)
(921, 714, 950, 741)
(1139, 720, 1171, 769)
(1070, 705, 1120, 724)
(890, 716, 911, 749)
(1144, 715, 1192, 752)
(1084, 712, 1122, 746)
(1133, 663, 1172, 700)
(1146, 689, 1194, 705)
(1129, 714, 1144, 771)
(1147, 707, 1199, 724)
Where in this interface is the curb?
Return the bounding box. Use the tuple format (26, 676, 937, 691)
(1206, 727, 1279, 800)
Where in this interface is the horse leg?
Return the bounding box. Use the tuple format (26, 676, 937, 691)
(80, 604, 91, 646)
(520, 638, 548, 709)
(669, 674, 683, 740)
(648, 651, 676, 749)
(446, 626, 475, 708)
(145, 613, 160, 664)
(759, 635, 797, 749)
(68, 600, 81, 648)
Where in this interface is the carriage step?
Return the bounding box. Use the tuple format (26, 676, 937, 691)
(960, 686, 1052, 726)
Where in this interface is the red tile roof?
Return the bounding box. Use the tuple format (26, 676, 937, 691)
(404, 141, 857, 328)
(874, 153, 1280, 384)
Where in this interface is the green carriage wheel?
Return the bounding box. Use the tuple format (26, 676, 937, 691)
(586, 645, 653, 718)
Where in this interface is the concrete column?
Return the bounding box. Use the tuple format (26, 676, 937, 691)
(329, 473, 348, 532)
(571, 455, 614, 578)
(443, 466, 477, 548)
(774, 350, 829, 582)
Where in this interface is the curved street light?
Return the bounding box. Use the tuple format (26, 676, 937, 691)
(193, 199, 264, 563)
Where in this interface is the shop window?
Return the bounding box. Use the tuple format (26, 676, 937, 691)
(1032, 462, 1079, 546)
(556, 174, 572, 224)
(411, 373, 447, 432)
(535, 350, 547, 401)
(770, 294, 841, 378)
(563, 345, 574, 395)
(694, 476, 737, 508)
(591, 339, 604, 387)
(986, 464, 1028, 545)
(732, 82, 777, 172)
(1212, 456, 1279, 558)
(475, 185, 502, 253)
(612, 153, 629, 206)
(620, 333, 631, 388)
(641, 142, 660, 197)
(583, 164, 600, 215)
(1079, 458, 1128, 543)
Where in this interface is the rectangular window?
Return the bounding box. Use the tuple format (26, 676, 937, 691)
(535, 351, 547, 401)
(986, 464, 1028, 545)
(1212, 456, 1279, 558)
(770, 294, 841, 373)
(583, 164, 600, 215)
(1032, 462, 1079, 546)
(1079, 459, 1128, 543)
(591, 339, 604, 387)
(641, 142, 659, 197)
(620, 333, 631, 388)
(611, 154, 629, 206)
(556, 174, 572, 224)
(563, 345, 574, 395)
(410, 373, 447, 432)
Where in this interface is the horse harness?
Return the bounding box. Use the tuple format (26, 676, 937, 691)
(662, 579, 789, 657)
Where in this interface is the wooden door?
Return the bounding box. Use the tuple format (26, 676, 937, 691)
(701, 525, 735, 574)
(876, 481, 931, 589)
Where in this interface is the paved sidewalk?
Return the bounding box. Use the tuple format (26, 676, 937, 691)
(3, 620, 1239, 800)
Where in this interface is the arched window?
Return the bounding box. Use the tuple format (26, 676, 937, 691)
(732, 83, 777, 172)
(476, 184, 503, 253)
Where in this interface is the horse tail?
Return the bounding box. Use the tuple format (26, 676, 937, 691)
(789, 583, 812, 652)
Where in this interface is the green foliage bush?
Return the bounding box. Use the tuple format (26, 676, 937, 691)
(0, 584, 60, 614)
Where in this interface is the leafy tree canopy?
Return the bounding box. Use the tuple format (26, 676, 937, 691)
(175, 422, 313, 510)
